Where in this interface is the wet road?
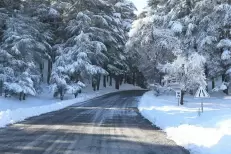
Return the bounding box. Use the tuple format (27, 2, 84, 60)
(0, 90, 190, 154)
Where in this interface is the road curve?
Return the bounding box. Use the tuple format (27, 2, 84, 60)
(0, 90, 190, 154)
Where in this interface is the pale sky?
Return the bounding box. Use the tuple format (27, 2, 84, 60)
(131, 0, 147, 13)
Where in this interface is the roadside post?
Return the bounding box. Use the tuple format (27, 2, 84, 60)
(194, 86, 210, 113)
(176, 90, 181, 106)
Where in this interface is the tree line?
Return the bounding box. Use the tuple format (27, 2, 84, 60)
(127, 0, 231, 104)
(0, 0, 146, 100)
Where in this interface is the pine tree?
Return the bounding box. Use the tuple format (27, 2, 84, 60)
(1, 13, 52, 99)
(52, 0, 136, 94)
(0, 0, 137, 100)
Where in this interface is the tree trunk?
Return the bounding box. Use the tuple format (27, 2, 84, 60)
(212, 78, 215, 89)
(4, 90, 8, 98)
(19, 92, 23, 101)
(23, 93, 26, 100)
(60, 89, 64, 100)
(115, 76, 120, 90)
(47, 60, 52, 84)
(107, 76, 109, 82)
(0, 80, 3, 96)
(109, 75, 112, 86)
(222, 74, 229, 95)
(180, 90, 184, 105)
(60, 95, 64, 100)
(92, 77, 94, 88)
(124, 74, 127, 84)
(75, 72, 80, 83)
(120, 75, 123, 85)
(224, 86, 229, 95)
(40, 63, 44, 82)
(103, 76, 106, 88)
(222, 74, 225, 82)
(97, 74, 101, 91)
(159, 74, 162, 85)
(92, 76, 97, 91)
(132, 72, 136, 86)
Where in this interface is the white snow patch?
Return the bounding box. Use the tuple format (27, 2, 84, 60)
(217, 39, 231, 48)
(170, 21, 183, 33)
(221, 50, 231, 60)
(138, 91, 231, 154)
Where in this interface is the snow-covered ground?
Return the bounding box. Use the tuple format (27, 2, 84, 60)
(0, 83, 142, 128)
(138, 91, 231, 154)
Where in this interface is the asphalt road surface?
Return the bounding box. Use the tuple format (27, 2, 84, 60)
(0, 90, 190, 154)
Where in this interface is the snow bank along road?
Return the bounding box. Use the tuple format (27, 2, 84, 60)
(0, 90, 189, 154)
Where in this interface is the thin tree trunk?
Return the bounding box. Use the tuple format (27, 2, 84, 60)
(4, 89, 8, 98)
(19, 92, 23, 101)
(92, 77, 94, 88)
(212, 78, 215, 89)
(40, 63, 44, 82)
(226, 87, 229, 95)
(222, 74, 229, 95)
(92, 76, 97, 91)
(97, 74, 101, 91)
(159, 74, 163, 85)
(109, 75, 112, 86)
(0, 80, 3, 96)
(60, 88, 64, 100)
(120, 75, 123, 85)
(224, 86, 229, 95)
(47, 60, 52, 84)
(115, 76, 120, 90)
(180, 90, 184, 105)
(124, 74, 127, 84)
(107, 76, 109, 82)
(23, 93, 26, 100)
(222, 74, 225, 82)
(103, 76, 106, 88)
(132, 72, 136, 85)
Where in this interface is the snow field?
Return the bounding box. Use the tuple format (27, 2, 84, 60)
(138, 91, 231, 154)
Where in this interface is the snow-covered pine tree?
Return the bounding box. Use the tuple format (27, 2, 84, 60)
(51, 0, 136, 94)
(51, 31, 108, 99)
(126, 2, 180, 84)
(158, 0, 231, 94)
(160, 52, 207, 105)
(0, 13, 52, 100)
(0, 0, 137, 100)
(128, 0, 231, 95)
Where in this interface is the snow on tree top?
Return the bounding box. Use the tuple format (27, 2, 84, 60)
(113, 13, 121, 18)
(169, 21, 183, 34)
(217, 39, 231, 48)
(48, 8, 60, 18)
(221, 50, 231, 60)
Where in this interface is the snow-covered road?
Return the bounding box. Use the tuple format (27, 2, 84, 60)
(0, 84, 142, 127)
